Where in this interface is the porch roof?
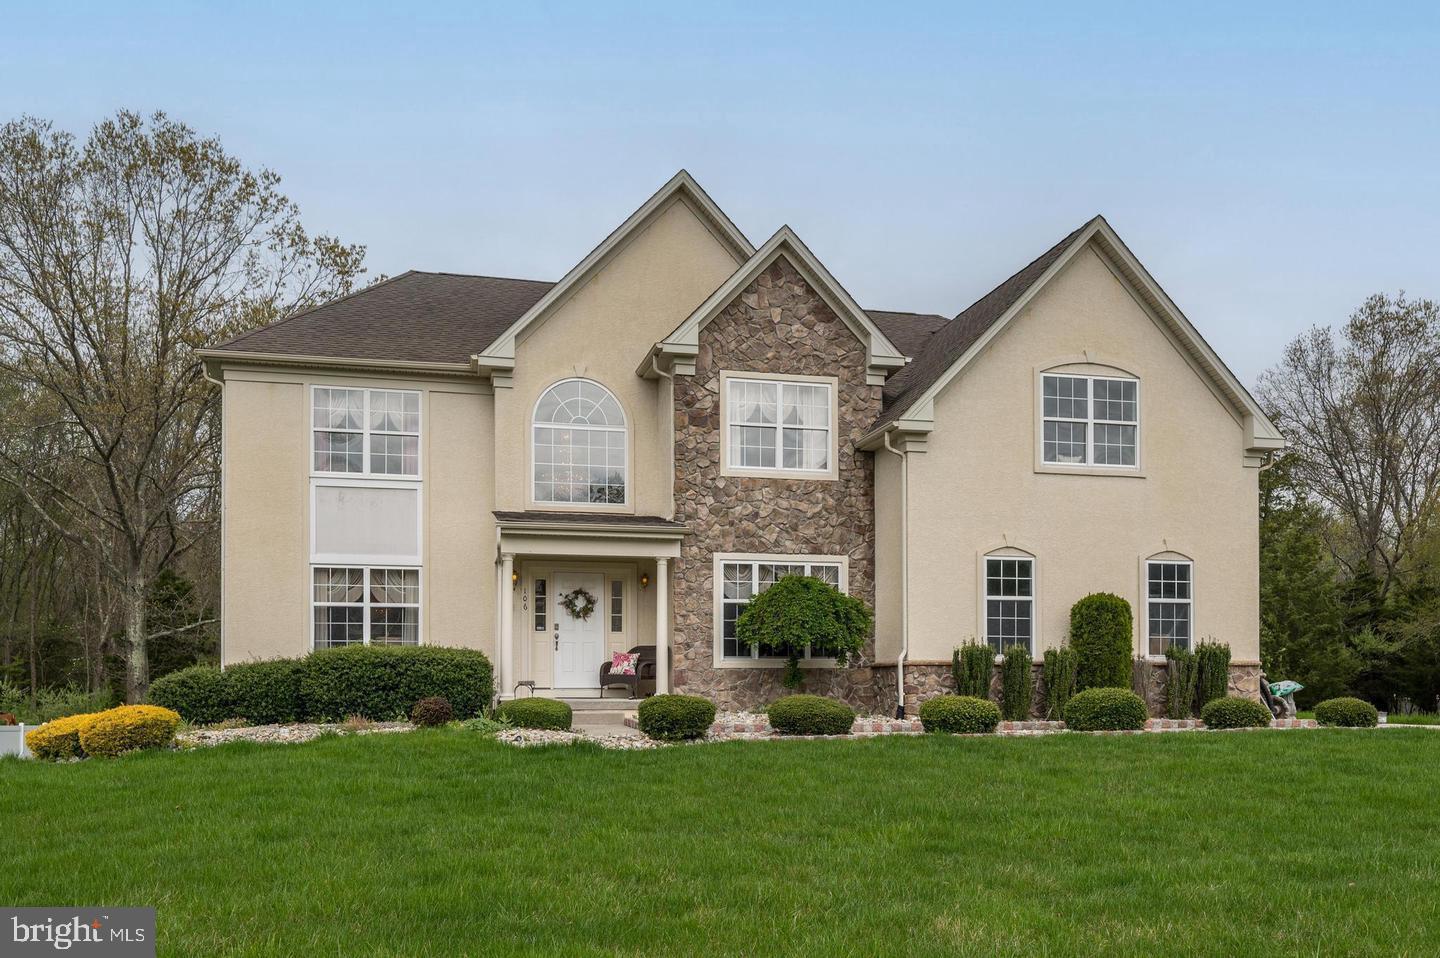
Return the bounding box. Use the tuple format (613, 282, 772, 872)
(493, 511, 687, 557)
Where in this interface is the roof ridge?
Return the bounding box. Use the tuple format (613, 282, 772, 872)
(218, 270, 420, 350)
(407, 270, 556, 285)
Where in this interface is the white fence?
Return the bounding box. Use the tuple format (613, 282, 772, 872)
(0, 724, 30, 758)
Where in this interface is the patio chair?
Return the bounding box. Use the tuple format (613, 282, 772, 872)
(599, 645, 657, 699)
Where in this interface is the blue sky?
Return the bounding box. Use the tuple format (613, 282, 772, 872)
(5, 1, 1438, 385)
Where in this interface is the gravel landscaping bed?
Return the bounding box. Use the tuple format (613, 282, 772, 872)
(178, 722, 414, 748)
(495, 727, 662, 750)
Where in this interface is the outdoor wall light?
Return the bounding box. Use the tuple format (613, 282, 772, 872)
(511, 571, 519, 588)
(640, 573, 650, 590)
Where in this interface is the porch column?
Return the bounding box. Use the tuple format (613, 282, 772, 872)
(654, 557, 670, 694)
(499, 552, 515, 698)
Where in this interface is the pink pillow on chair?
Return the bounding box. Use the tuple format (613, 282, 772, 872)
(610, 651, 639, 676)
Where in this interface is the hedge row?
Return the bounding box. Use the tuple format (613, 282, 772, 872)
(148, 646, 493, 724)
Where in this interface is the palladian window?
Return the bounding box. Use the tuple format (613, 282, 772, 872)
(532, 379, 627, 505)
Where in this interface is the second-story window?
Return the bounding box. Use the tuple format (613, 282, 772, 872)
(532, 379, 627, 505)
(726, 377, 832, 474)
(312, 387, 420, 477)
(1041, 373, 1138, 467)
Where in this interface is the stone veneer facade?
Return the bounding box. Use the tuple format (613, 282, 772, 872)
(670, 258, 881, 711)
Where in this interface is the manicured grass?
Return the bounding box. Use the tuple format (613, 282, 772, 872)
(1386, 712, 1440, 726)
(4, 730, 1440, 956)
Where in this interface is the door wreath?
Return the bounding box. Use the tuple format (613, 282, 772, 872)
(560, 587, 597, 621)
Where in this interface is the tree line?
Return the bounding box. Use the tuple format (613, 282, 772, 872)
(0, 109, 1432, 712)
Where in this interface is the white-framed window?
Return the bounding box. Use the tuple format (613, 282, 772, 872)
(609, 579, 623, 633)
(1041, 374, 1138, 467)
(1147, 560, 1193, 655)
(719, 558, 843, 661)
(312, 387, 421, 477)
(532, 379, 627, 505)
(725, 376, 833, 474)
(984, 555, 1034, 654)
(312, 566, 421, 649)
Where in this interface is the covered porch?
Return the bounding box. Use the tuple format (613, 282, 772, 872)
(493, 512, 685, 701)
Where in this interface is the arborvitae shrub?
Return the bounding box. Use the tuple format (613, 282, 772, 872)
(952, 642, 993, 698)
(1070, 594, 1133, 690)
(1001, 644, 1032, 720)
(1194, 641, 1232, 707)
(1042, 646, 1078, 719)
(1164, 645, 1200, 719)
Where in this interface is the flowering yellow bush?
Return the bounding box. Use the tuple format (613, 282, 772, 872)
(25, 712, 100, 760)
(77, 705, 181, 757)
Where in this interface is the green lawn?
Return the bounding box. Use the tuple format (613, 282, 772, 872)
(1386, 712, 1440, 726)
(4, 730, 1439, 957)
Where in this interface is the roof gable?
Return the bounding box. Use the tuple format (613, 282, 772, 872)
(473, 171, 753, 382)
(867, 216, 1284, 454)
(648, 226, 907, 384)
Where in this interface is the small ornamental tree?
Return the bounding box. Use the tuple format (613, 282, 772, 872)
(736, 575, 872, 690)
(1070, 593, 1134, 690)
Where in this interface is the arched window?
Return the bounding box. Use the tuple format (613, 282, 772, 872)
(532, 379, 627, 505)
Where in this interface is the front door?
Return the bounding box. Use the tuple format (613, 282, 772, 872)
(553, 572, 607, 688)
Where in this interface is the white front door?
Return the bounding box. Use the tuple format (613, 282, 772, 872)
(553, 572, 607, 688)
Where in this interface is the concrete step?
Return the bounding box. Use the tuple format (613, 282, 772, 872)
(559, 697, 645, 711)
(568, 711, 634, 727)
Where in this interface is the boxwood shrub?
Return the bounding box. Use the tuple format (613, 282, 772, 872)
(765, 694, 855, 736)
(1070, 593, 1134, 690)
(147, 665, 229, 725)
(300, 646, 494, 721)
(1200, 695, 1272, 729)
(494, 697, 572, 730)
(1063, 686, 1148, 731)
(918, 694, 1000, 734)
(1314, 696, 1379, 728)
(637, 694, 716, 741)
(224, 659, 304, 725)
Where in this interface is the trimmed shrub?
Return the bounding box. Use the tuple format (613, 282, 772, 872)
(147, 665, 229, 724)
(1042, 646, 1078, 719)
(765, 695, 855, 736)
(1063, 687, 1148, 731)
(300, 646, 493, 721)
(1164, 645, 1200, 719)
(1200, 696, 1271, 729)
(1000, 644, 1032, 721)
(1070, 594, 1133, 690)
(410, 696, 454, 727)
(1195, 641, 1232, 707)
(224, 659, 303, 725)
(952, 642, 993, 698)
(1314, 697, 1379, 728)
(637, 694, 716, 741)
(25, 712, 99, 760)
(494, 697, 572, 730)
(78, 705, 181, 757)
(919, 695, 1000, 734)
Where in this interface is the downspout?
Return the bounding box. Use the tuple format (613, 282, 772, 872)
(880, 429, 909, 719)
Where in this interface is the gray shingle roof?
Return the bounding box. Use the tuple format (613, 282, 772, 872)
(213, 271, 555, 365)
(493, 511, 687, 529)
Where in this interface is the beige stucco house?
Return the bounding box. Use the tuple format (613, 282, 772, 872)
(201, 171, 1285, 716)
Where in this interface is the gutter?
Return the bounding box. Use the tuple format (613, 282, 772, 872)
(880, 429, 909, 719)
(202, 362, 226, 669)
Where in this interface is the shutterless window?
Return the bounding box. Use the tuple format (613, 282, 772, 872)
(534, 578, 547, 632)
(610, 580, 623, 633)
(984, 557, 1033, 654)
(721, 561, 842, 660)
(313, 388, 420, 476)
(727, 378, 831, 472)
(1042, 374, 1138, 467)
(1147, 561, 1193, 654)
(532, 379, 627, 505)
(312, 567, 420, 649)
